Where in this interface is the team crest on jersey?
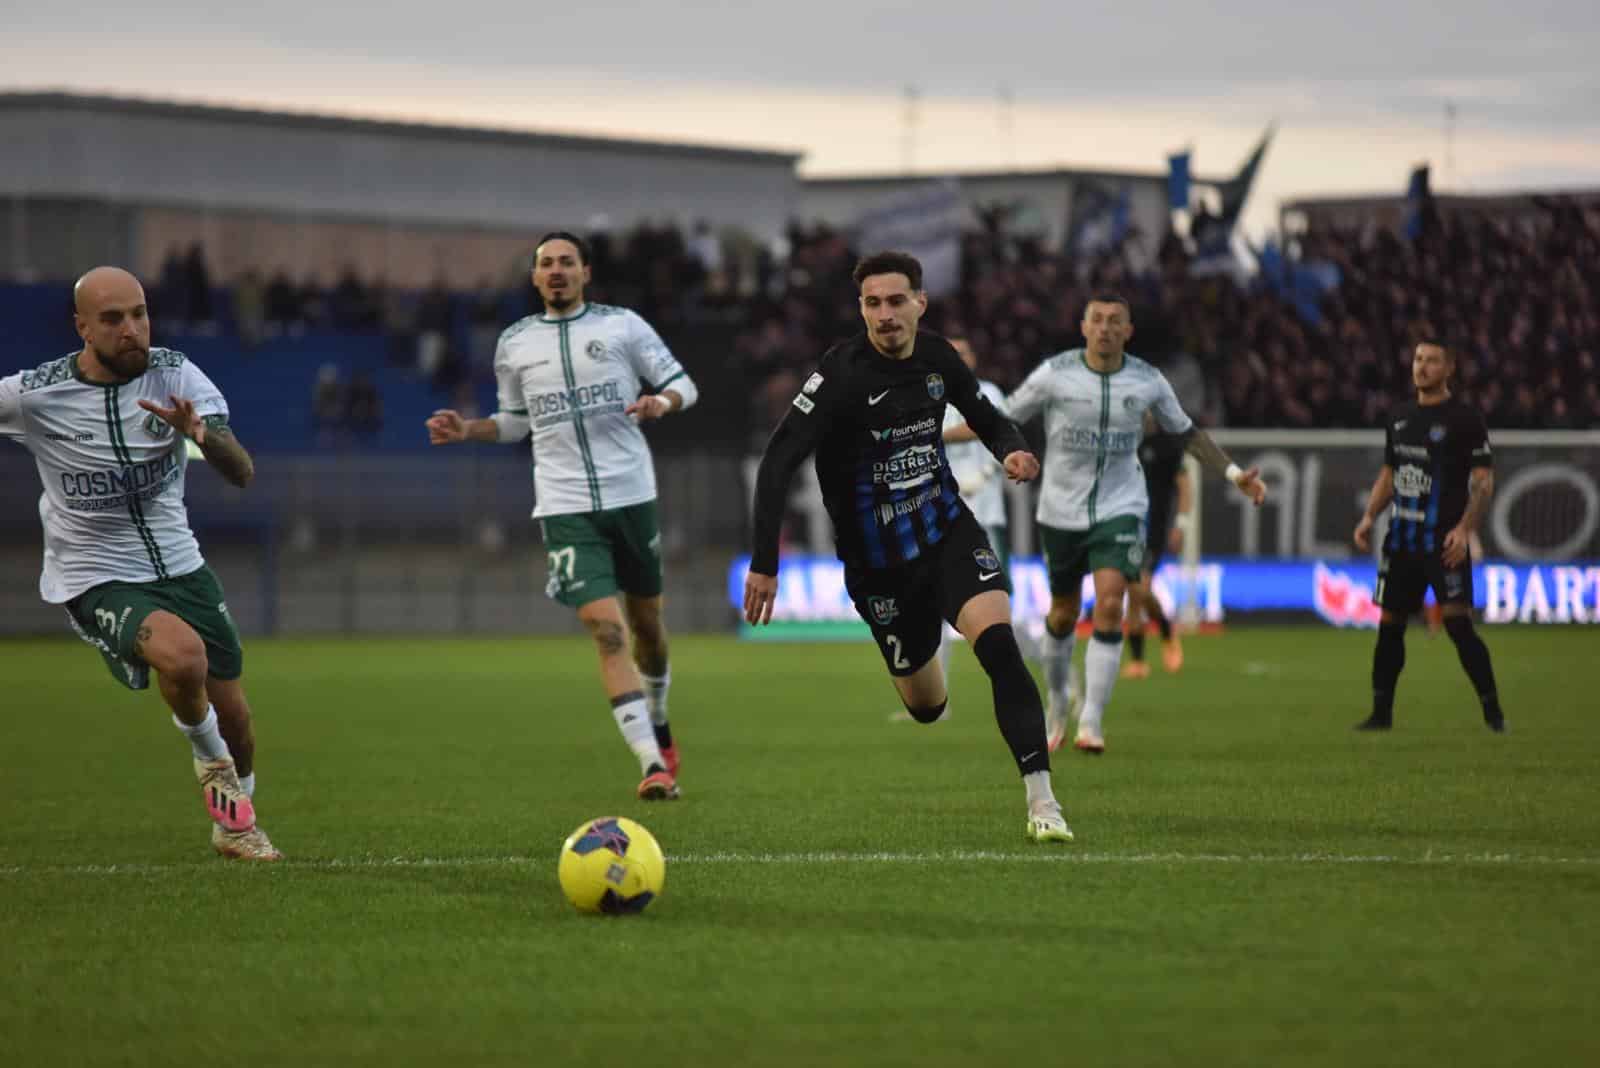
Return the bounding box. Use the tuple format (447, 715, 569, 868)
(973, 547, 1001, 572)
(142, 412, 175, 439)
(868, 596, 899, 625)
(585, 339, 608, 360)
(925, 374, 945, 400)
(1429, 424, 1447, 442)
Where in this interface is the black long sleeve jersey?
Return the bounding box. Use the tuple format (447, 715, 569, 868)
(750, 330, 1029, 574)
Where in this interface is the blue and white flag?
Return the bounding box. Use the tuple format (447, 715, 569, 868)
(854, 180, 967, 297)
(1167, 150, 1192, 211)
(1402, 164, 1432, 242)
(1067, 180, 1131, 256)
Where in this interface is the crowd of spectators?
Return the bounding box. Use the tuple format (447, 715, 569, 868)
(135, 196, 1600, 438)
(734, 196, 1600, 434)
(1274, 197, 1600, 429)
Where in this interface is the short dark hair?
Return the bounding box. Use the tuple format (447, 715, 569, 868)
(852, 250, 923, 291)
(1416, 338, 1453, 364)
(534, 230, 591, 266)
(1084, 293, 1131, 317)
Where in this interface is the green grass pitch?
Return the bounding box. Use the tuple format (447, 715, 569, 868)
(3, 627, 1597, 1066)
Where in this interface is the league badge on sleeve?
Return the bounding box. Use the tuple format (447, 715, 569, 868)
(803, 373, 824, 395)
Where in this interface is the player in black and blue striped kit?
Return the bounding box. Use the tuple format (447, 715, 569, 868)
(744, 251, 1073, 842)
(1353, 341, 1505, 732)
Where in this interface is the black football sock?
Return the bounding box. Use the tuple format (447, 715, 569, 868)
(1128, 632, 1146, 661)
(1443, 616, 1502, 724)
(1370, 621, 1406, 724)
(972, 623, 1049, 775)
(653, 723, 674, 750)
(902, 699, 949, 725)
(1150, 600, 1173, 641)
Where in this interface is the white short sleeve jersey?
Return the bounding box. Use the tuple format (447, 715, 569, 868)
(943, 378, 1008, 528)
(1004, 349, 1192, 530)
(492, 303, 694, 518)
(1, 349, 225, 603)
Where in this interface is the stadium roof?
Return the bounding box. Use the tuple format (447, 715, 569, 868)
(803, 164, 1225, 187)
(1283, 188, 1600, 213)
(0, 90, 802, 166)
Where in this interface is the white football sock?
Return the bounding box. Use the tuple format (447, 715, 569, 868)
(1080, 634, 1123, 735)
(173, 706, 229, 762)
(239, 772, 256, 797)
(611, 693, 664, 773)
(1023, 770, 1055, 807)
(1041, 626, 1077, 700)
(640, 669, 671, 726)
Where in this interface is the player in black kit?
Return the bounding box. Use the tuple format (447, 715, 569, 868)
(1121, 419, 1190, 679)
(743, 251, 1072, 842)
(1353, 341, 1505, 732)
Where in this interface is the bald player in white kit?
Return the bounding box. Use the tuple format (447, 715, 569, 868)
(1, 267, 281, 860)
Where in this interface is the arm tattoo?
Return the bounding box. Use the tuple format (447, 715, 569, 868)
(1180, 427, 1234, 478)
(1460, 470, 1494, 534)
(199, 424, 256, 488)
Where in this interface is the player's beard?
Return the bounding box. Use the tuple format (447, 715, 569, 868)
(91, 341, 150, 380)
(873, 324, 910, 356)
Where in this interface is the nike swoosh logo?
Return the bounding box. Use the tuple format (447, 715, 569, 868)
(1020, 751, 1039, 763)
(978, 570, 1001, 582)
(868, 390, 891, 405)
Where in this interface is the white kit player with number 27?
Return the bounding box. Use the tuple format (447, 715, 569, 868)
(426, 232, 699, 802)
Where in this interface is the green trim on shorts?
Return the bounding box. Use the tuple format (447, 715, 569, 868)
(64, 565, 243, 691)
(539, 500, 664, 608)
(1038, 514, 1147, 595)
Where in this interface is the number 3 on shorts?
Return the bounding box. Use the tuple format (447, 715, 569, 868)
(885, 633, 910, 670)
(94, 608, 118, 637)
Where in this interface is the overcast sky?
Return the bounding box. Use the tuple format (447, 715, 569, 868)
(7, 1, 1598, 235)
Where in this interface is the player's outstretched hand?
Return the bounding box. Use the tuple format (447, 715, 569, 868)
(1233, 467, 1267, 506)
(426, 409, 466, 444)
(1003, 450, 1040, 482)
(743, 570, 778, 625)
(137, 395, 205, 444)
(626, 395, 671, 423)
(1353, 515, 1373, 552)
(1441, 526, 1470, 567)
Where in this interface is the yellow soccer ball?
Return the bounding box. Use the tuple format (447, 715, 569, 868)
(557, 817, 666, 915)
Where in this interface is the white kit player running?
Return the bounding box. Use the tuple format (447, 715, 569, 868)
(951, 294, 1266, 753)
(0, 266, 280, 860)
(427, 232, 698, 800)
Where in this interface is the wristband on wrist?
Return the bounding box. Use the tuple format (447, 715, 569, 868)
(1224, 463, 1243, 485)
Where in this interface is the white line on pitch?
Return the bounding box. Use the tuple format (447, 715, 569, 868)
(1, 851, 1597, 877)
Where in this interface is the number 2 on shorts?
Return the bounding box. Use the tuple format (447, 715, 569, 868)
(885, 633, 909, 670)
